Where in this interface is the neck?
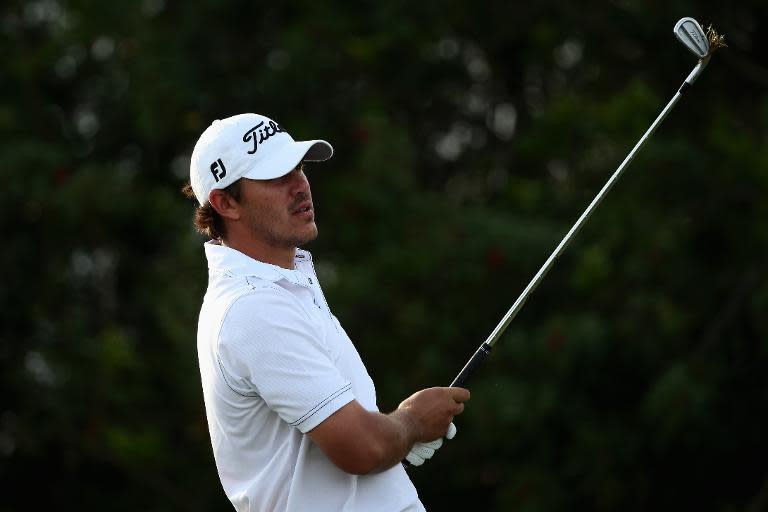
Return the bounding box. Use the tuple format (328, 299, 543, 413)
(221, 236, 296, 270)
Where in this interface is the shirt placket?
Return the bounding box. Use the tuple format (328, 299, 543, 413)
(294, 261, 339, 332)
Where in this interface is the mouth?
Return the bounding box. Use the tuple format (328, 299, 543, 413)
(292, 202, 314, 217)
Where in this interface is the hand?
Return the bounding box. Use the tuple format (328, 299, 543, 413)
(397, 387, 470, 442)
(405, 423, 457, 466)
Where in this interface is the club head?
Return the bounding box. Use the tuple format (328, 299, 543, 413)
(674, 17, 709, 59)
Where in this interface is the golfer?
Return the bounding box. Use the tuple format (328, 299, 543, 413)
(184, 113, 470, 511)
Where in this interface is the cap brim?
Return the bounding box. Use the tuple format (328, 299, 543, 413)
(242, 139, 333, 181)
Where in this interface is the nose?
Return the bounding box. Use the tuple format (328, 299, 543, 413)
(287, 167, 310, 195)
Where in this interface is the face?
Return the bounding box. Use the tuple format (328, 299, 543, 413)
(237, 164, 318, 249)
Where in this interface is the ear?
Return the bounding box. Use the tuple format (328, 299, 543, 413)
(208, 189, 241, 221)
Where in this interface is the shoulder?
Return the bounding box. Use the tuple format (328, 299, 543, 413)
(217, 282, 320, 354)
(224, 282, 307, 327)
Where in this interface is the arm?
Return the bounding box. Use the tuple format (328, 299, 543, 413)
(308, 386, 469, 475)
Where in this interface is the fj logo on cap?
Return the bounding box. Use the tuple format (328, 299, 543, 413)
(210, 158, 227, 182)
(243, 120, 285, 154)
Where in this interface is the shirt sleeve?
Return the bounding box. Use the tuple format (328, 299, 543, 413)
(216, 286, 355, 433)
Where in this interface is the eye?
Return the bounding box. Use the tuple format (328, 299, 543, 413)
(269, 164, 305, 185)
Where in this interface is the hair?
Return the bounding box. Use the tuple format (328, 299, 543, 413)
(181, 180, 243, 240)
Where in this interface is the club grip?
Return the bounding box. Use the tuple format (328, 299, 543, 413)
(450, 343, 492, 388)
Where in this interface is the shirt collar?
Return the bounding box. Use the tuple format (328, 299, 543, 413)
(204, 240, 313, 286)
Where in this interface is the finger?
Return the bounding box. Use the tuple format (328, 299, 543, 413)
(412, 444, 436, 460)
(423, 438, 443, 450)
(445, 422, 457, 440)
(454, 402, 465, 415)
(405, 451, 425, 466)
(449, 387, 471, 402)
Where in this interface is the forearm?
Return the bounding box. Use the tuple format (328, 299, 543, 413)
(308, 388, 468, 475)
(362, 408, 421, 473)
(308, 401, 419, 475)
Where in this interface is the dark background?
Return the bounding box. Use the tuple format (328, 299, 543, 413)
(2, 1, 767, 510)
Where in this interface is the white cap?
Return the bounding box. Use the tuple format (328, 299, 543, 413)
(189, 113, 333, 204)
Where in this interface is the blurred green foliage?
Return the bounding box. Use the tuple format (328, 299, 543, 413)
(2, 0, 767, 510)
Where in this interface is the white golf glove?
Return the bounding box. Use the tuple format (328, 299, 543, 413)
(405, 422, 457, 467)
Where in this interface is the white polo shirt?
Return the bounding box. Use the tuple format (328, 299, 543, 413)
(196, 241, 425, 512)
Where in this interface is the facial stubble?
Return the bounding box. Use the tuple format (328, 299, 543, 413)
(245, 200, 318, 249)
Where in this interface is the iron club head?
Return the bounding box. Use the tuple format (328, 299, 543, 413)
(674, 17, 710, 59)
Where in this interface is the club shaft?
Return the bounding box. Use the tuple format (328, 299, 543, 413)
(485, 90, 684, 347)
(451, 63, 706, 388)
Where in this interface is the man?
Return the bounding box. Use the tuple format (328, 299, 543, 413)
(184, 113, 470, 511)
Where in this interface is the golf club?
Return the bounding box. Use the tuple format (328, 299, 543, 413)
(449, 17, 726, 389)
